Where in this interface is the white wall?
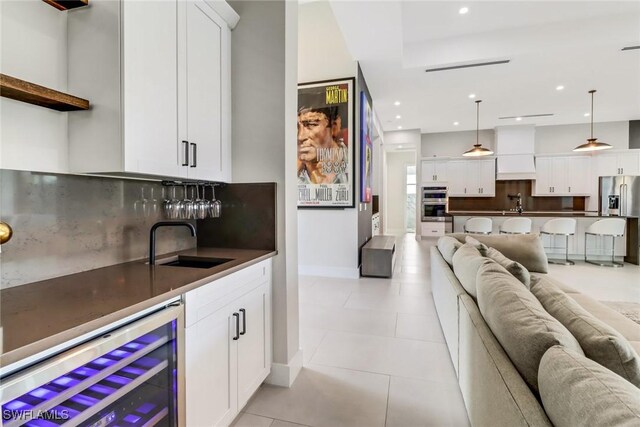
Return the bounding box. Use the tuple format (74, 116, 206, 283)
(420, 121, 630, 156)
(297, 0, 360, 278)
(535, 121, 629, 153)
(229, 0, 301, 385)
(385, 151, 414, 233)
(385, 129, 421, 147)
(421, 129, 495, 158)
(0, 1, 69, 172)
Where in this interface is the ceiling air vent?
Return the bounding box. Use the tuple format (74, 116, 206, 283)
(498, 113, 554, 119)
(424, 59, 510, 73)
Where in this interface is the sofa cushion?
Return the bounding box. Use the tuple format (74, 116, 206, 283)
(451, 243, 494, 299)
(450, 233, 548, 273)
(437, 236, 462, 266)
(476, 262, 584, 393)
(530, 272, 579, 294)
(531, 276, 640, 387)
(539, 345, 640, 427)
(466, 236, 530, 288)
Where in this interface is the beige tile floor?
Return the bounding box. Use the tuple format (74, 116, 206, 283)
(234, 234, 640, 427)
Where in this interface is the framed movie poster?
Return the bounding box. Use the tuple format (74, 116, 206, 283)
(297, 78, 355, 208)
(360, 91, 373, 203)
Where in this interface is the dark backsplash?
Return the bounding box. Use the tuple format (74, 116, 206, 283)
(197, 183, 277, 251)
(448, 180, 586, 211)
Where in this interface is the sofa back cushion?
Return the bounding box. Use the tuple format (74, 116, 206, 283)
(476, 262, 584, 393)
(449, 233, 548, 273)
(466, 236, 530, 288)
(539, 345, 640, 427)
(452, 243, 494, 299)
(437, 236, 462, 266)
(531, 276, 640, 387)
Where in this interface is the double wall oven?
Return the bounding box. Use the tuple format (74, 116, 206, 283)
(421, 186, 451, 224)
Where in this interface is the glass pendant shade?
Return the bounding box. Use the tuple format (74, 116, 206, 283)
(463, 100, 493, 157)
(573, 90, 612, 152)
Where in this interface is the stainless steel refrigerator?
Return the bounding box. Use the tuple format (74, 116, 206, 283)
(599, 176, 640, 217)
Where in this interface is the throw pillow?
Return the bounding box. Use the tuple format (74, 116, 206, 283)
(465, 236, 531, 288)
(531, 275, 640, 387)
(476, 262, 584, 393)
(449, 233, 549, 273)
(451, 243, 494, 300)
(539, 345, 640, 427)
(437, 236, 462, 266)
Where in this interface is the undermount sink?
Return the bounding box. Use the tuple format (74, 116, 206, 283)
(158, 256, 233, 269)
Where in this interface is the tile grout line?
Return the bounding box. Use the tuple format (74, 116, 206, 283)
(384, 374, 391, 427)
(305, 329, 329, 365)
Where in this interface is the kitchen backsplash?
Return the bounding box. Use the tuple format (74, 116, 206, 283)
(0, 170, 196, 289)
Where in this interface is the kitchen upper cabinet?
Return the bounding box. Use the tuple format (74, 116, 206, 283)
(447, 159, 495, 197)
(594, 151, 640, 176)
(185, 260, 272, 427)
(68, 0, 236, 181)
(421, 160, 448, 184)
(533, 156, 591, 196)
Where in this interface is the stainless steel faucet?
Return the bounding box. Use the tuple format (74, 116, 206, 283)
(149, 221, 196, 265)
(508, 193, 524, 214)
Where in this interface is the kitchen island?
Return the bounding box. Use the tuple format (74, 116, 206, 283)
(448, 212, 638, 265)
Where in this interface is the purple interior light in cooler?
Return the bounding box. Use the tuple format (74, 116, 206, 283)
(135, 403, 156, 415)
(24, 420, 59, 427)
(135, 333, 161, 345)
(29, 387, 57, 400)
(122, 414, 142, 424)
(88, 384, 117, 396)
(104, 374, 132, 386)
(70, 394, 99, 407)
(120, 366, 145, 377)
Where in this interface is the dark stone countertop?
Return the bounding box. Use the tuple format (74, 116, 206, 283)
(447, 211, 630, 218)
(0, 247, 276, 369)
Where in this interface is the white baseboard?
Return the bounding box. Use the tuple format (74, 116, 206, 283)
(266, 348, 303, 387)
(298, 265, 360, 279)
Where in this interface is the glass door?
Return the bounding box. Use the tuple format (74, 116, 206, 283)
(405, 165, 416, 232)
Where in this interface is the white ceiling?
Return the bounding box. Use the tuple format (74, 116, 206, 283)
(328, 1, 640, 134)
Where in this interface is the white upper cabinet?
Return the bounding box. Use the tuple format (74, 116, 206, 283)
(533, 156, 591, 196)
(594, 151, 640, 176)
(446, 159, 495, 197)
(421, 159, 448, 184)
(68, 0, 236, 181)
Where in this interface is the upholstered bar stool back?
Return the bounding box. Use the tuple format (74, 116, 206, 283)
(464, 217, 493, 234)
(500, 217, 532, 234)
(540, 218, 577, 265)
(584, 218, 626, 267)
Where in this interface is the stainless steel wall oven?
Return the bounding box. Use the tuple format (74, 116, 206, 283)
(421, 186, 450, 223)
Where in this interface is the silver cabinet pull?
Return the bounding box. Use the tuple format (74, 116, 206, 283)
(182, 140, 189, 166)
(190, 143, 197, 168)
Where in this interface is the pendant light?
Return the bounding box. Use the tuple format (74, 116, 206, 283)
(463, 100, 493, 156)
(573, 90, 612, 152)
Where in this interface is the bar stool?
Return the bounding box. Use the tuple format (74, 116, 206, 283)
(464, 217, 492, 234)
(584, 218, 626, 268)
(500, 217, 532, 234)
(540, 218, 576, 265)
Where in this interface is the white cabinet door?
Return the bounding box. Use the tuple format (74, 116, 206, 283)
(618, 152, 640, 175)
(446, 161, 467, 196)
(186, 305, 238, 427)
(551, 157, 569, 195)
(236, 282, 271, 409)
(567, 156, 591, 195)
(421, 161, 437, 183)
(434, 162, 448, 183)
(534, 157, 553, 195)
(595, 154, 619, 176)
(477, 159, 495, 196)
(180, 0, 231, 181)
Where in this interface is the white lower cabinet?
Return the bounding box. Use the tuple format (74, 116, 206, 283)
(185, 260, 272, 427)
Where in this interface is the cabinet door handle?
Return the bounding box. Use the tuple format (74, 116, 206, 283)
(190, 143, 197, 168)
(233, 312, 240, 340)
(569, 186, 571, 193)
(464, 188, 466, 194)
(621, 168, 623, 174)
(239, 308, 246, 335)
(182, 140, 189, 166)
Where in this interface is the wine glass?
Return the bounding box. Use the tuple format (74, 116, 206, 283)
(209, 185, 222, 218)
(195, 184, 209, 219)
(134, 186, 148, 218)
(181, 184, 195, 219)
(164, 186, 180, 219)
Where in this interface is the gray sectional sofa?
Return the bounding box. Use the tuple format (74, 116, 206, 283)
(431, 233, 640, 426)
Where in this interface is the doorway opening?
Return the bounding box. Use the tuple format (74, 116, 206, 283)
(405, 164, 416, 232)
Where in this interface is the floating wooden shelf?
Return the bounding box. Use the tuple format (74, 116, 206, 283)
(0, 74, 90, 112)
(42, 0, 89, 11)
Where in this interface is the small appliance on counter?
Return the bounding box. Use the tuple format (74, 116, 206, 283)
(599, 176, 639, 217)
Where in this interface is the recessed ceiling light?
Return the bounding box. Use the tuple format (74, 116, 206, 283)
(556, 85, 565, 91)
(459, 6, 469, 14)
(468, 94, 476, 99)
(397, 126, 403, 129)
(396, 115, 401, 119)
(584, 112, 590, 117)
(515, 117, 522, 121)
(453, 122, 459, 126)
(394, 101, 401, 106)
(398, 145, 403, 149)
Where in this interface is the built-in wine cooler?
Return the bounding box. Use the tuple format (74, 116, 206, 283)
(1, 304, 184, 427)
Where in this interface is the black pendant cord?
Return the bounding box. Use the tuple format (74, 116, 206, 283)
(590, 90, 595, 140)
(476, 100, 481, 146)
